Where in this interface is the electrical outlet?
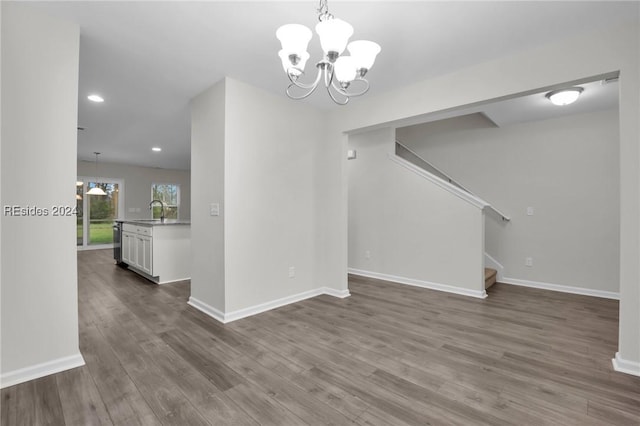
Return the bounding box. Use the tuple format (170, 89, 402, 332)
(365, 250, 371, 259)
(288, 266, 295, 278)
(210, 203, 220, 216)
(525, 257, 533, 267)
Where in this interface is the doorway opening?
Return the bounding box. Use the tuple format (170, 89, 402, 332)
(77, 177, 124, 249)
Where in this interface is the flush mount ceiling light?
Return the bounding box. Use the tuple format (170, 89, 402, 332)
(152, 147, 162, 152)
(86, 152, 107, 196)
(276, 0, 381, 105)
(545, 87, 583, 106)
(87, 94, 104, 103)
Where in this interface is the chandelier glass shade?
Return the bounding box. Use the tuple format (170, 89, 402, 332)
(276, 0, 381, 105)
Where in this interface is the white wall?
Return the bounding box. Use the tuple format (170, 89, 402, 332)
(190, 77, 344, 320)
(224, 78, 329, 312)
(190, 79, 226, 314)
(348, 128, 485, 296)
(0, 1, 3, 386)
(330, 21, 639, 373)
(1, 4, 84, 387)
(77, 160, 191, 220)
(397, 109, 620, 294)
(0, 0, 4, 384)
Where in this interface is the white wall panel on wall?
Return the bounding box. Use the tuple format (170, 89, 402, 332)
(223, 78, 328, 313)
(398, 109, 620, 293)
(189, 77, 337, 320)
(348, 127, 485, 295)
(190, 79, 226, 315)
(1, 3, 83, 387)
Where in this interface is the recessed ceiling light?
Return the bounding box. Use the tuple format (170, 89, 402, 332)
(545, 87, 583, 106)
(152, 147, 162, 152)
(87, 94, 104, 103)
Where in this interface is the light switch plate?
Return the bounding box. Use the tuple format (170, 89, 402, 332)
(210, 203, 220, 216)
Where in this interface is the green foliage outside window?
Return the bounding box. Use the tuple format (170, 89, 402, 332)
(152, 183, 179, 219)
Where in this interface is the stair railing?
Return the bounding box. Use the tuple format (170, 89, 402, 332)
(395, 140, 510, 222)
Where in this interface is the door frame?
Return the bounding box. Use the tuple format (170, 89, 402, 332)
(77, 176, 125, 251)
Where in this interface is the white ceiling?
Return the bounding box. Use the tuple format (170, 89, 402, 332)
(23, 1, 638, 170)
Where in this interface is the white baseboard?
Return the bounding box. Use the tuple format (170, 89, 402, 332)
(501, 277, 619, 300)
(1, 353, 85, 389)
(188, 286, 350, 324)
(224, 288, 325, 323)
(612, 352, 640, 377)
(348, 268, 487, 299)
(188, 297, 226, 323)
(322, 287, 351, 299)
(77, 244, 113, 251)
(484, 252, 504, 281)
(157, 276, 191, 285)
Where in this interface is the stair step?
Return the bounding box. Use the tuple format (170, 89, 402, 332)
(485, 268, 497, 290)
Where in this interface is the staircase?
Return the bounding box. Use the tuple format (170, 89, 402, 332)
(392, 140, 504, 294)
(395, 140, 510, 222)
(485, 268, 497, 289)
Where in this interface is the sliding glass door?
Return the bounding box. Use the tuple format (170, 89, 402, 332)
(77, 177, 124, 249)
(76, 181, 84, 246)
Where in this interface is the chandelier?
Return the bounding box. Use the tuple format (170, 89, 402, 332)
(276, 0, 381, 105)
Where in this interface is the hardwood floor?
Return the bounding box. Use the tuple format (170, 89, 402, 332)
(2, 249, 639, 425)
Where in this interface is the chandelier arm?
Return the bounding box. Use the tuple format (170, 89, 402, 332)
(322, 65, 351, 105)
(330, 79, 348, 95)
(332, 78, 371, 98)
(326, 84, 349, 105)
(286, 83, 318, 100)
(286, 66, 323, 90)
(323, 63, 334, 89)
(285, 66, 325, 99)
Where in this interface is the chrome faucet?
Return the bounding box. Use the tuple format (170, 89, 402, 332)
(149, 199, 165, 223)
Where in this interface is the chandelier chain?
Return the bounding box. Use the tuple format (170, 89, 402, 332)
(317, 0, 333, 21)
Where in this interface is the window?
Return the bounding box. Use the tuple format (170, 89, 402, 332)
(151, 183, 179, 219)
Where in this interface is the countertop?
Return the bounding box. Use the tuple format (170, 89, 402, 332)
(117, 219, 191, 226)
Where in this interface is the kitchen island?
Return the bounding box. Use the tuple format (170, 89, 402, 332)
(117, 220, 190, 284)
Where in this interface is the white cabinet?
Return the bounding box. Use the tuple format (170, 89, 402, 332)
(120, 221, 190, 284)
(122, 224, 153, 276)
(136, 235, 152, 275)
(122, 232, 132, 264)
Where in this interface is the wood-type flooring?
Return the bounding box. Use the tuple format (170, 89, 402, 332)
(2, 249, 639, 425)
